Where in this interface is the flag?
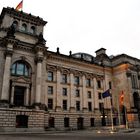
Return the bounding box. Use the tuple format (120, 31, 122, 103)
(119, 90, 124, 105)
(102, 89, 111, 98)
(15, 0, 23, 11)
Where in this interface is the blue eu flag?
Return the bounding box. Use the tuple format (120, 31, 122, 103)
(102, 89, 111, 98)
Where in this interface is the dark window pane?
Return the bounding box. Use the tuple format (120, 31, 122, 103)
(64, 117, 69, 127)
(97, 80, 101, 88)
(88, 102, 92, 111)
(98, 92, 102, 99)
(48, 99, 53, 109)
(76, 101, 80, 111)
(63, 100, 67, 110)
(49, 117, 55, 128)
(63, 88, 67, 96)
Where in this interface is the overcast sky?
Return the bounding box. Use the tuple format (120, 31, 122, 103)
(1, 0, 140, 58)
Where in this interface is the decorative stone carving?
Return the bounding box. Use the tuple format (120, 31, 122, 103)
(37, 33, 46, 45)
(7, 23, 15, 37)
(4, 50, 13, 57)
(35, 56, 44, 63)
(46, 64, 57, 71)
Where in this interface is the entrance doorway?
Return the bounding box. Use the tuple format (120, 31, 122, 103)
(77, 117, 84, 130)
(14, 86, 25, 106)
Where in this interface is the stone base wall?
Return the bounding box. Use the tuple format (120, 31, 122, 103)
(0, 108, 45, 132)
(0, 108, 139, 131)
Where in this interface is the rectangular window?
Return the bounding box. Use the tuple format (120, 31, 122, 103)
(88, 102, 92, 111)
(88, 91, 92, 98)
(64, 117, 69, 127)
(63, 100, 67, 110)
(62, 74, 67, 83)
(74, 76, 80, 85)
(131, 74, 138, 89)
(48, 71, 53, 81)
(62, 88, 67, 96)
(75, 89, 80, 97)
(98, 92, 102, 100)
(86, 79, 91, 87)
(48, 86, 53, 95)
(109, 81, 112, 89)
(48, 99, 53, 109)
(97, 80, 101, 88)
(99, 103, 104, 112)
(76, 101, 80, 111)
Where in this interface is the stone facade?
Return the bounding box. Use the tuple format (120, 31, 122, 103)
(0, 7, 140, 131)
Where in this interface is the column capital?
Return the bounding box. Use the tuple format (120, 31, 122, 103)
(35, 56, 44, 63)
(4, 49, 13, 57)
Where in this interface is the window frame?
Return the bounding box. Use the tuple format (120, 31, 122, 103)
(47, 71, 53, 81)
(11, 61, 30, 77)
(48, 86, 53, 95)
(48, 98, 53, 109)
(62, 74, 67, 84)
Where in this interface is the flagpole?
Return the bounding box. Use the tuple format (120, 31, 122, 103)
(110, 95, 114, 131)
(22, 0, 23, 11)
(117, 92, 121, 126)
(124, 91, 129, 129)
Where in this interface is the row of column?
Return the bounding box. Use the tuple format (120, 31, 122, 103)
(54, 70, 102, 111)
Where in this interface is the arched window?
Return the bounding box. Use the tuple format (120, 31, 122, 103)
(11, 61, 30, 77)
(31, 26, 36, 34)
(12, 20, 18, 29)
(21, 23, 27, 32)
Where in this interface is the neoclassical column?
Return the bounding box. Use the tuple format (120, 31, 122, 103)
(34, 34, 47, 105)
(56, 69, 61, 111)
(25, 86, 30, 106)
(70, 72, 75, 111)
(93, 77, 98, 109)
(82, 75, 87, 111)
(35, 57, 43, 104)
(10, 85, 15, 104)
(1, 50, 13, 102)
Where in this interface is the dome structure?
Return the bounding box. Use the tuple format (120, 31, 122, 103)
(72, 52, 94, 62)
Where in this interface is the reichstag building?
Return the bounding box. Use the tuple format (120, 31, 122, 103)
(0, 7, 140, 131)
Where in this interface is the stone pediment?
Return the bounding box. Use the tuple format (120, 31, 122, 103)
(11, 76, 31, 84)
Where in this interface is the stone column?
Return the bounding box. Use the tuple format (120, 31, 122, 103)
(1, 50, 13, 102)
(56, 69, 61, 111)
(70, 72, 75, 112)
(35, 57, 43, 104)
(25, 86, 30, 106)
(93, 78, 98, 109)
(82, 75, 87, 112)
(10, 85, 15, 104)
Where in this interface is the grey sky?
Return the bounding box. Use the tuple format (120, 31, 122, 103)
(1, 0, 140, 58)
